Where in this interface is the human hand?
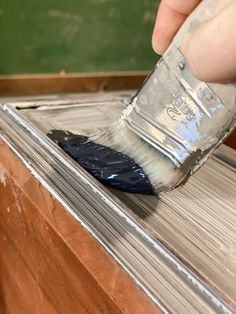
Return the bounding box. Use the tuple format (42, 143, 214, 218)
(152, 0, 236, 83)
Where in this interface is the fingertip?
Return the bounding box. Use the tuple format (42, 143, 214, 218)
(152, 5, 168, 55)
(152, 2, 187, 55)
(152, 32, 167, 55)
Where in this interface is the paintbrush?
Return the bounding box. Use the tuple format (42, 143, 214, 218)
(49, 0, 236, 195)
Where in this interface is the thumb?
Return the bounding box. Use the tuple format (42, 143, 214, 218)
(183, 1, 236, 83)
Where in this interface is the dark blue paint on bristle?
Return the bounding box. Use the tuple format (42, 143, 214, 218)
(48, 130, 154, 195)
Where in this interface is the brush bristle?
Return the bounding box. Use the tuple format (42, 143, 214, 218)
(90, 119, 185, 193)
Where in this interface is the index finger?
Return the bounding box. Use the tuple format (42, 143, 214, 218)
(152, 0, 202, 54)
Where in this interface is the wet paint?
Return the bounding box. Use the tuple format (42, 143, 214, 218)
(48, 130, 154, 194)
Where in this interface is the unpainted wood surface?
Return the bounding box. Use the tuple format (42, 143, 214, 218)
(0, 140, 160, 314)
(0, 72, 148, 97)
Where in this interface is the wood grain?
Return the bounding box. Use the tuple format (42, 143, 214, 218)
(20, 94, 236, 309)
(0, 225, 57, 314)
(0, 140, 160, 314)
(113, 156, 236, 306)
(0, 72, 147, 96)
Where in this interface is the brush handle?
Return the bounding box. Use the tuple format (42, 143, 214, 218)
(124, 0, 236, 189)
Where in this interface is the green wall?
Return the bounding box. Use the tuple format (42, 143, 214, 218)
(0, 0, 160, 74)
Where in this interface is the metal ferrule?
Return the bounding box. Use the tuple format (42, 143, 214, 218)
(123, 45, 236, 174)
